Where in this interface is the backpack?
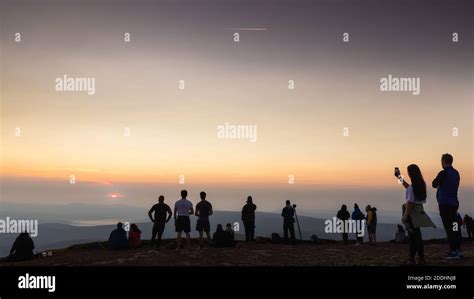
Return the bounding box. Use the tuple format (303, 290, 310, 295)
(372, 208, 378, 223)
(271, 233, 282, 243)
(310, 235, 320, 244)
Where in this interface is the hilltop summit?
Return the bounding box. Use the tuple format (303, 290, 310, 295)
(2, 239, 473, 267)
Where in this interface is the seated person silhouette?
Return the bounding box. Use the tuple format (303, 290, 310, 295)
(0, 232, 35, 263)
(108, 222, 129, 249)
(224, 223, 235, 247)
(128, 223, 142, 249)
(212, 224, 227, 248)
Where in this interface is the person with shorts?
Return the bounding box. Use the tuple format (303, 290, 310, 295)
(148, 195, 172, 250)
(195, 191, 213, 249)
(174, 190, 194, 250)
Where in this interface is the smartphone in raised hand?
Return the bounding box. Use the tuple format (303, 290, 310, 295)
(394, 167, 400, 177)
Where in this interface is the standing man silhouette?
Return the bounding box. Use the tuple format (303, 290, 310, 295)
(432, 153, 462, 259)
(174, 190, 194, 250)
(281, 200, 296, 244)
(148, 195, 172, 251)
(337, 204, 351, 244)
(195, 191, 213, 249)
(241, 196, 257, 242)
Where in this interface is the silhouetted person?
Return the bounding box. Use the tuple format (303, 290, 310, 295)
(281, 200, 296, 244)
(397, 164, 435, 265)
(432, 153, 462, 259)
(195, 191, 213, 248)
(148, 195, 172, 250)
(109, 222, 128, 249)
(366, 205, 377, 245)
(174, 190, 194, 250)
(351, 204, 364, 245)
(212, 224, 227, 248)
(241, 196, 257, 242)
(0, 232, 35, 263)
(463, 214, 473, 241)
(225, 223, 235, 247)
(395, 224, 408, 243)
(337, 204, 350, 244)
(128, 223, 142, 249)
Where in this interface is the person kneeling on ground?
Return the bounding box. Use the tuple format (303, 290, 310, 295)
(128, 223, 142, 249)
(109, 222, 129, 249)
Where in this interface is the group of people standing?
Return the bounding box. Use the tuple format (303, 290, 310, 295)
(146, 192, 300, 249)
(147, 190, 251, 250)
(336, 204, 378, 245)
(84, 152, 474, 264)
(334, 153, 466, 265)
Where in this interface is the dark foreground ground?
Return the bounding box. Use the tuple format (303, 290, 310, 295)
(1, 238, 473, 267)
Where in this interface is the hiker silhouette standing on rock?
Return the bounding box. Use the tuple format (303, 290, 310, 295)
(281, 200, 296, 244)
(174, 190, 194, 250)
(148, 195, 172, 251)
(432, 153, 463, 260)
(337, 204, 351, 244)
(195, 191, 213, 249)
(241, 196, 257, 242)
(351, 204, 365, 245)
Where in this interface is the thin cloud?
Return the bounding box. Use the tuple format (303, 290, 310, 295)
(42, 168, 102, 173)
(229, 27, 268, 31)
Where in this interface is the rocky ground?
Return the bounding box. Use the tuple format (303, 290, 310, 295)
(1, 238, 473, 267)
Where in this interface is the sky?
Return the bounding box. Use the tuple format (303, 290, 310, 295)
(0, 0, 472, 215)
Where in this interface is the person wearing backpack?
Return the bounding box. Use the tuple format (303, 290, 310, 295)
(366, 206, 377, 245)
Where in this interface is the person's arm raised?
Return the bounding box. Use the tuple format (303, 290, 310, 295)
(398, 172, 409, 189)
(401, 179, 409, 189)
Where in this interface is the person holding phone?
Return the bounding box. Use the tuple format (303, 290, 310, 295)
(395, 164, 435, 265)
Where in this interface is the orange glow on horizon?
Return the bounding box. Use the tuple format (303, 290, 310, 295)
(1, 163, 472, 189)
